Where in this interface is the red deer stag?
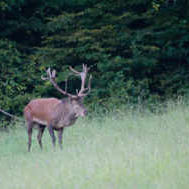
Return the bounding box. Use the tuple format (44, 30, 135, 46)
(24, 64, 92, 152)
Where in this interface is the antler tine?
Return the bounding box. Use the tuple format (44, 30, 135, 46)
(83, 64, 90, 72)
(69, 66, 80, 75)
(77, 65, 92, 97)
(51, 69, 56, 78)
(69, 64, 90, 75)
(41, 67, 56, 80)
(78, 74, 92, 97)
(78, 64, 88, 95)
(41, 68, 50, 80)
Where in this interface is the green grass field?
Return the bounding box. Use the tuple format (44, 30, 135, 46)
(1, 102, 189, 189)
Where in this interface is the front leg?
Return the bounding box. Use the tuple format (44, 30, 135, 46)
(48, 124, 56, 148)
(58, 128, 64, 150)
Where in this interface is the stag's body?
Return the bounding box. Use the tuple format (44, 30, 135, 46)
(24, 65, 91, 152)
(24, 98, 61, 127)
(24, 98, 82, 128)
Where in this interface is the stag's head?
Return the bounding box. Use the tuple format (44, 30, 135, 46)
(42, 64, 92, 117)
(69, 97, 87, 117)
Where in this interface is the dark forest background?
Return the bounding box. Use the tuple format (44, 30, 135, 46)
(0, 0, 189, 121)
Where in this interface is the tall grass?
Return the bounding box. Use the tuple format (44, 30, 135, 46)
(0, 101, 189, 189)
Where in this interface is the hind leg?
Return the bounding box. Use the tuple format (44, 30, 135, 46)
(37, 125, 45, 150)
(27, 121, 34, 152)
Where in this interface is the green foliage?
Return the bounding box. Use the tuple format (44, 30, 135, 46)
(0, 40, 36, 121)
(1, 0, 189, 123)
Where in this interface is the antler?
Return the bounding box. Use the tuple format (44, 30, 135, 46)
(41, 68, 75, 98)
(69, 64, 92, 97)
(42, 65, 92, 98)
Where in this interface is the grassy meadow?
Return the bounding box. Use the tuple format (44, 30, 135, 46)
(1, 101, 189, 189)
